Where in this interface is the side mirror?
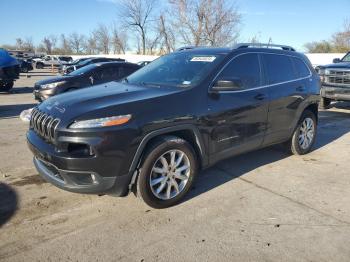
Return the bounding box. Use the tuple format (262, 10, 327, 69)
(333, 58, 341, 63)
(211, 78, 243, 92)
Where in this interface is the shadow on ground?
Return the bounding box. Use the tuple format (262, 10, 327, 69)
(0, 183, 18, 227)
(0, 103, 37, 119)
(184, 110, 350, 203)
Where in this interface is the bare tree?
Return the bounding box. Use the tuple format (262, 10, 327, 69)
(60, 34, 72, 54)
(42, 35, 57, 54)
(157, 14, 176, 53)
(93, 24, 110, 54)
(85, 33, 99, 55)
(111, 23, 128, 54)
(169, 0, 241, 47)
(69, 32, 86, 54)
(15, 38, 24, 50)
(118, 0, 157, 55)
(331, 19, 350, 52)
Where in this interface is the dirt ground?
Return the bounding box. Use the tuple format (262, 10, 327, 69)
(0, 69, 350, 262)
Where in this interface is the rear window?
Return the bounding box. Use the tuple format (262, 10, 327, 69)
(292, 57, 310, 78)
(263, 54, 295, 84)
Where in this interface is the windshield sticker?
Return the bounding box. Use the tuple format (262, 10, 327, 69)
(190, 56, 216, 62)
(182, 81, 191, 85)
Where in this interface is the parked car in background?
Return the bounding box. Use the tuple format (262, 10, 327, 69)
(0, 49, 20, 91)
(27, 43, 320, 208)
(18, 59, 33, 73)
(316, 52, 350, 108)
(33, 55, 73, 69)
(63, 57, 125, 74)
(33, 61, 140, 101)
(58, 57, 90, 74)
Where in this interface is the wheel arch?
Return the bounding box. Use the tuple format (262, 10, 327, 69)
(129, 125, 208, 174)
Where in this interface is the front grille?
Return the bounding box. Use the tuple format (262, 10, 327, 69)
(325, 69, 350, 86)
(30, 108, 60, 143)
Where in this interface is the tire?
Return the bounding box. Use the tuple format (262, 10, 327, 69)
(0, 81, 14, 92)
(21, 67, 28, 73)
(320, 97, 331, 109)
(136, 136, 198, 209)
(287, 110, 317, 155)
(36, 63, 44, 69)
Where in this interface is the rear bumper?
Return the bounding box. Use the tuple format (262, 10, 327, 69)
(321, 85, 350, 101)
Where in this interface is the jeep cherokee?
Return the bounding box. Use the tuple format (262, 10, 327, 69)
(27, 43, 320, 208)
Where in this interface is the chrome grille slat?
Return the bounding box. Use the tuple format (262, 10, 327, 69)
(325, 69, 350, 87)
(30, 109, 60, 143)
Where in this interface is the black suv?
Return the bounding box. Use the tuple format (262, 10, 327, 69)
(27, 44, 320, 208)
(63, 57, 125, 74)
(316, 52, 350, 108)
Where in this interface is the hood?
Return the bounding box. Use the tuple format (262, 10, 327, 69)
(38, 81, 182, 120)
(35, 75, 75, 86)
(321, 62, 350, 69)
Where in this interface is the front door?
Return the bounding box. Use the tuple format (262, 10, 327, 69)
(207, 53, 269, 163)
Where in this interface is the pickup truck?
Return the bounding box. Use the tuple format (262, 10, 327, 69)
(0, 49, 20, 91)
(316, 52, 350, 108)
(33, 55, 73, 69)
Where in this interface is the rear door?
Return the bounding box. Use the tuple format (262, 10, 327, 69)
(207, 53, 269, 162)
(261, 53, 310, 145)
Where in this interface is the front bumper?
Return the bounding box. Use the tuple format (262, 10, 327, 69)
(27, 130, 134, 196)
(321, 85, 350, 101)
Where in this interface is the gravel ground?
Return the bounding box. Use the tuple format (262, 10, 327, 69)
(0, 69, 350, 262)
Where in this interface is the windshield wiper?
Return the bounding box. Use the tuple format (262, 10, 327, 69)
(139, 81, 161, 88)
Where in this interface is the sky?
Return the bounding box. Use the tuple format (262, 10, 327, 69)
(1, 0, 349, 51)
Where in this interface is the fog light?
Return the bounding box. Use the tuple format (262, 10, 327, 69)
(91, 174, 97, 184)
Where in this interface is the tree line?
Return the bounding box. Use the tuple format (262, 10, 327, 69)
(304, 19, 350, 53)
(1, 0, 241, 56)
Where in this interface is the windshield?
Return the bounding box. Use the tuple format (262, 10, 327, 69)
(341, 53, 350, 62)
(126, 52, 225, 87)
(68, 64, 96, 76)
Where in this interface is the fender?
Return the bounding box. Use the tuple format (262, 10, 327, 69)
(128, 124, 208, 173)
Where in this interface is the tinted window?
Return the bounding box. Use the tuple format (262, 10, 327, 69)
(101, 66, 120, 80)
(263, 54, 295, 84)
(342, 53, 350, 62)
(292, 57, 310, 78)
(217, 53, 261, 89)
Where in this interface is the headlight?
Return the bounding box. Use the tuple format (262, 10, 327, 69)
(69, 114, 132, 129)
(40, 81, 65, 89)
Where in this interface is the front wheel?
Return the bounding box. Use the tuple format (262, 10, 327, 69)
(0, 81, 14, 92)
(136, 136, 198, 209)
(287, 110, 317, 155)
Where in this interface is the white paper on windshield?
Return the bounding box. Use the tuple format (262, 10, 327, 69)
(190, 56, 216, 62)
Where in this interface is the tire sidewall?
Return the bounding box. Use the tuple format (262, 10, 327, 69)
(291, 111, 317, 155)
(137, 138, 198, 209)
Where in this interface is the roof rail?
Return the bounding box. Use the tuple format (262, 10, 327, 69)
(234, 43, 296, 51)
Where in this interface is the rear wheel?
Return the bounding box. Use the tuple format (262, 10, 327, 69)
(36, 63, 44, 69)
(136, 136, 198, 209)
(320, 97, 331, 109)
(287, 110, 317, 155)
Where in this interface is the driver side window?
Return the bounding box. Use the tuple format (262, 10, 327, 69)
(217, 53, 261, 89)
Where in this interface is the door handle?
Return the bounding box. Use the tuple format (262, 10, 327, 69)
(296, 86, 305, 92)
(254, 93, 267, 100)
